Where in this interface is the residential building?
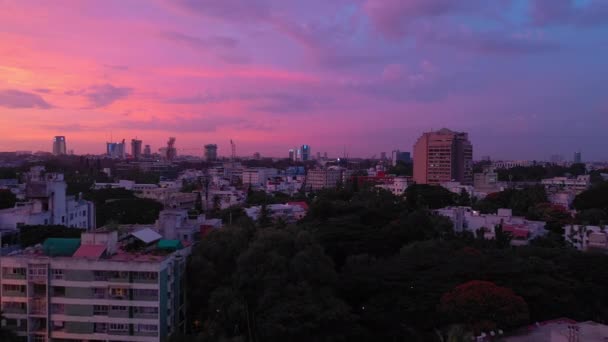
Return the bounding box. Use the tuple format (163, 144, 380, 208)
(473, 166, 502, 194)
(504, 319, 608, 342)
(0, 169, 95, 231)
(306, 169, 342, 191)
(564, 225, 608, 252)
(244, 202, 308, 223)
(541, 175, 590, 194)
(206, 187, 246, 210)
(52, 136, 67, 156)
(143, 145, 151, 158)
(93, 180, 158, 192)
(204, 144, 218, 162)
(492, 160, 533, 169)
(0, 229, 191, 342)
(107, 140, 126, 159)
(413, 128, 473, 185)
(435, 207, 546, 246)
(375, 176, 410, 196)
(288, 149, 295, 161)
(574, 151, 582, 164)
(242, 168, 278, 187)
(131, 139, 143, 160)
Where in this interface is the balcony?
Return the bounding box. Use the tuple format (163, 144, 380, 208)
(133, 312, 158, 319)
(3, 290, 26, 297)
(134, 331, 159, 337)
(132, 293, 158, 301)
(2, 273, 26, 280)
(2, 305, 27, 314)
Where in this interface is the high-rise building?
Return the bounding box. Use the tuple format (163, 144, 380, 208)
(574, 151, 582, 164)
(52, 136, 67, 156)
(301, 145, 310, 161)
(131, 139, 143, 160)
(204, 144, 218, 162)
(144, 144, 151, 157)
(380, 152, 387, 160)
(106, 139, 126, 159)
(391, 150, 412, 166)
(316, 152, 321, 160)
(253, 152, 261, 160)
(323, 152, 328, 159)
(413, 128, 473, 185)
(165, 137, 177, 161)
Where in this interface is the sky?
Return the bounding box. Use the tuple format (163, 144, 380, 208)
(0, 0, 607, 160)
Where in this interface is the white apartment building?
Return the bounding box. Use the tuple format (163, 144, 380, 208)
(205, 187, 246, 210)
(541, 175, 591, 194)
(564, 225, 608, 251)
(0, 230, 190, 342)
(93, 180, 159, 192)
(306, 169, 342, 191)
(376, 177, 410, 196)
(0, 171, 95, 231)
(244, 202, 308, 223)
(492, 160, 534, 169)
(242, 168, 278, 187)
(265, 176, 304, 196)
(435, 207, 546, 245)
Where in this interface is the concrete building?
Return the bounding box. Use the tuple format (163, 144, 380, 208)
(131, 139, 143, 160)
(574, 151, 582, 164)
(244, 202, 308, 223)
(242, 168, 278, 187)
(492, 160, 533, 169)
(505, 319, 608, 342)
(0, 230, 190, 342)
(143, 145, 151, 158)
(541, 175, 590, 194)
(564, 225, 608, 252)
(301, 145, 311, 161)
(375, 176, 410, 196)
(204, 144, 218, 162)
(0, 170, 95, 231)
(473, 167, 501, 193)
(391, 150, 412, 166)
(52, 136, 67, 156)
(436, 207, 546, 246)
(206, 187, 246, 210)
(107, 140, 126, 159)
(288, 149, 295, 161)
(93, 180, 158, 192)
(306, 169, 342, 191)
(413, 128, 473, 185)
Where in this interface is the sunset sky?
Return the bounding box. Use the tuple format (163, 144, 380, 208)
(1, 0, 607, 160)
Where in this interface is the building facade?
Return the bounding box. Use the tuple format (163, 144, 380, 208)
(0, 231, 190, 342)
(204, 144, 218, 162)
(306, 169, 342, 191)
(107, 140, 126, 159)
(301, 145, 310, 161)
(413, 128, 473, 185)
(52, 137, 67, 156)
(131, 139, 143, 160)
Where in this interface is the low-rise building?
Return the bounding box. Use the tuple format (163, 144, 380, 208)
(436, 207, 546, 245)
(375, 176, 410, 196)
(244, 202, 308, 223)
(93, 180, 159, 192)
(242, 168, 278, 187)
(306, 169, 342, 191)
(505, 319, 608, 342)
(0, 229, 190, 342)
(541, 175, 591, 194)
(564, 225, 608, 252)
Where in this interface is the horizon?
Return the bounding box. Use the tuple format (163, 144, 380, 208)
(1, 1, 607, 160)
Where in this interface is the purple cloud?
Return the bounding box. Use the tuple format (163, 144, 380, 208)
(531, 0, 608, 27)
(0, 89, 52, 109)
(158, 30, 238, 49)
(68, 84, 132, 108)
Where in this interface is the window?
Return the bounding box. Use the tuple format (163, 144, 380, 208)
(136, 324, 158, 333)
(3, 284, 25, 292)
(93, 305, 108, 315)
(109, 323, 129, 332)
(109, 288, 128, 298)
(93, 287, 106, 298)
(52, 269, 64, 280)
(110, 305, 127, 311)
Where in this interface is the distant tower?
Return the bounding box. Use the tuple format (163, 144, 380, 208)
(204, 144, 218, 162)
(106, 139, 126, 159)
(52, 136, 67, 156)
(301, 145, 310, 161)
(143, 144, 151, 157)
(380, 152, 387, 160)
(574, 151, 582, 164)
(166, 137, 177, 161)
(289, 149, 295, 161)
(230, 139, 236, 160)
(253, 152, 261, 160)
(131, 139, 142, 160)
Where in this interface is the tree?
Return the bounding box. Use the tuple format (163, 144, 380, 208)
(257, 203, 272, 227)
(0, 189, 16, 209)
(439, 280, 529, 333)
(456, 189, 471, 207)
(405, 185, 456, 210)
(0, 311, 19, 342)
(573, 182, 608, 213)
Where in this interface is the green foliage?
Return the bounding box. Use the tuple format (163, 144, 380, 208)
(387, 160, 413, 176)
(18, 225, 82, 248)
(573, 182, 608, 214)
(405, 184, 456, 210)
(96, 198, 163, 226)
(0, 189, 17, 209)
(0, 167, 18, 179)
(473, 186, 547, 216)
(497, 163, 586, 182)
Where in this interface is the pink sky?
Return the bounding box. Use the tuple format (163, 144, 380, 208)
(1, 0, 607, 160)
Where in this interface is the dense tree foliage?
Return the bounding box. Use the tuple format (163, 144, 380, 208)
(497, 163, 586, 182)
(18, 225, 82, 247)
(404, 184, 456, 209)
(84, 188, 163, 226)
(573, 182, 608, 214)
(386, 161, 412, 176)
(473, 186, 547, 216)
(0, 189, 17, 209)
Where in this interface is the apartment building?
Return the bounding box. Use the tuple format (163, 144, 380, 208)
(306, 169, 342, 191)
(541, 175, 591, 194)
(0, 230, 190, 342)
(413, 128, 473, 185)
(241, 168, 278, 187)
(564, 225, 608, 252)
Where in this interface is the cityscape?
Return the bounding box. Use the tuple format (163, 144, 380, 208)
(2, 1, 608, 342)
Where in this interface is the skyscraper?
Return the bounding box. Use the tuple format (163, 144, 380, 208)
(413, 128, 473, 185)
(166, 137, 177, 161)
(301, 145, 310, 161)
(106, 139, 126, 159)
(574, 151, 582, 164)
(144, 144, 151, 157)
(131, 139, 143, 160)
(204, 144, 218, 162)
(289, 149, 295, 161)
(52, 136, 67, 155)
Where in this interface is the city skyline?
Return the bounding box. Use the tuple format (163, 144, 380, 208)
(1, 1, 607, 159)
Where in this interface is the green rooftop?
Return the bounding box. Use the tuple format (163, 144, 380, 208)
(43, 238, 81, 257)
(157, 239, 183, 251)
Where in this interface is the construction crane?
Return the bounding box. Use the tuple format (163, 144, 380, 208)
(230, 139, 236, 160)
